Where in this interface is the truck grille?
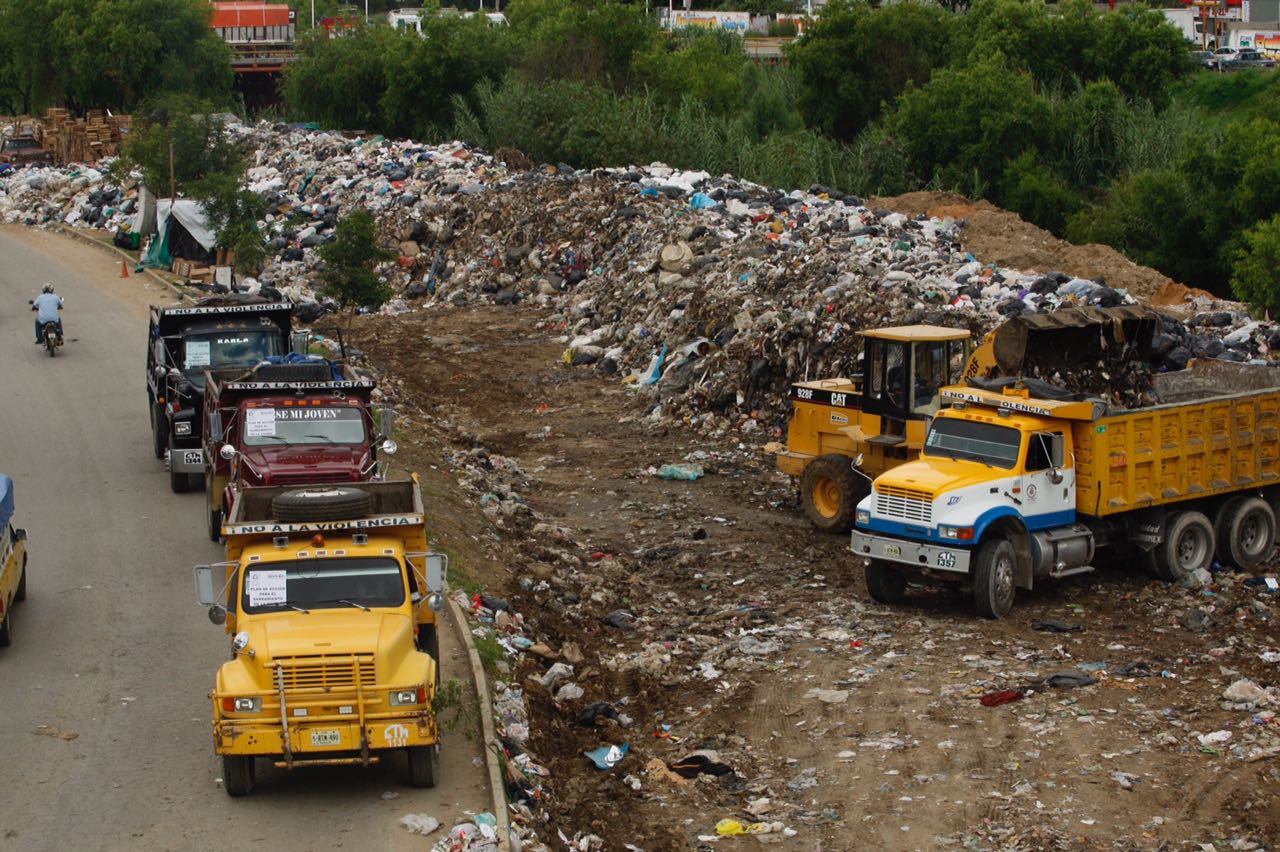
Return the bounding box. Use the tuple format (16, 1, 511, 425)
(272, 472, 351, 486)
(874, 486, 933, 524)
(274, 656, 376, 692)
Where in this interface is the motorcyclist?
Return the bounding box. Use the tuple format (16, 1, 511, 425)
(31, 284, 63, 345)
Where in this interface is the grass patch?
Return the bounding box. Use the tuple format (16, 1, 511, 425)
(433, 676, 480, 740)
(471, 631, 506, 677)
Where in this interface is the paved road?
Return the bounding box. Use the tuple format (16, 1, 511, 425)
(0, 227, 488, 852)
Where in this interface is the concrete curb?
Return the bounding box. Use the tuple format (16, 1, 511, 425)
(447, 593, 512, 851)
(52, 224, 193, 302)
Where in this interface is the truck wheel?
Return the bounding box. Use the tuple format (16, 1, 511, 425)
(15, 558, 26, 601)
(222, 755, 255, 796)
(1146, 510, 1213, 583)
(865, 559, 906, 604)
(406, 745, 437, 788)
(168, 437, 191, 494)
(418, 624, 441, 687)
(799, 455, 867, 534)
(973, 537, 1016, 619)
(0, 608, 11, 646)
(151, 407, 167, 460)
(271, 487, 373, 523)
(1220, 497, 1275, 570)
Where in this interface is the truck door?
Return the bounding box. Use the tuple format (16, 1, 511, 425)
(1023, 431, 1074, 528)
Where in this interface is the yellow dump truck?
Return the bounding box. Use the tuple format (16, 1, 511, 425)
(773, 307, 1157, 533)
(193, 478, 447, 795)
(851, 358, 1280, 617)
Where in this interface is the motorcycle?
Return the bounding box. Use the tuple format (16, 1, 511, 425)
(29, 299, 64, 357)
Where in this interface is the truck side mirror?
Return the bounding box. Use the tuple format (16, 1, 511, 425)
(379, 438, 397, 456)
(220, 444, 237, 461)
(13, 527, 26, 541)
(290, 330, 311, 355)
(1047, 433, 1065, 484)
(210, 411, 223, 439)
(194, 565, 218, 606)
(208, 605, 227, 625)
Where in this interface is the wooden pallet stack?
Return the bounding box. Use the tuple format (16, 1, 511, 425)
(42, 108, 130, 164)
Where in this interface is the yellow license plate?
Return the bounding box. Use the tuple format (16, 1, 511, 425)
(310, 729, 341, 747)
(883, 544, 901, 558)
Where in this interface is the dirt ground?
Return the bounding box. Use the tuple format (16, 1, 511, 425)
(347, 305, 1280, 851)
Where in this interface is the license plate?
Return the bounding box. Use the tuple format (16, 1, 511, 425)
(310, 729, 341, 747)
(182, 451, 203, 466)
(883, 544, 901, 558)
(936, 551, 957, 568)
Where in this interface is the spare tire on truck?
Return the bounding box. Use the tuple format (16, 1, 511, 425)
(271, 487, 373, 523)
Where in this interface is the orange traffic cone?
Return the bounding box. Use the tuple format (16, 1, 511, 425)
(119, 260, 129, 278)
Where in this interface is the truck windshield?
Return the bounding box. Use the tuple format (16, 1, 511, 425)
(183, 331, 283, 382)
(5, 138, 36, 149)
(924, 418, 1021, 469)
(243, 406, 366, 446)
(241, 557, 405, 614)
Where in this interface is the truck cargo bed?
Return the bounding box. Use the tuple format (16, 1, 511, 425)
(1078, 360, 1280, 516)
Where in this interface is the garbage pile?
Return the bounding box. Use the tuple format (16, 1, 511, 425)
(5, 120, 1280, 420)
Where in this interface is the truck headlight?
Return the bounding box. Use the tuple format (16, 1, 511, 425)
(856, 509, 870, 526)
(390, 687, 427, 706)
(174, 421, 192, 436)
(940, 526, 975, 541)
(221, 697, 261, 713)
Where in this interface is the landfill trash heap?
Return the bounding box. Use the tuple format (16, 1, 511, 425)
(4, 120, 1280, 423)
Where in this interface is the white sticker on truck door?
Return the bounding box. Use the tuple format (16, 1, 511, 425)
(245, 408, 277, 438)
(246, 570, 286, 606)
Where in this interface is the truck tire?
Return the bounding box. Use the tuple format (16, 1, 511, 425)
(865, 559, 907, 604)
(151, 405, 167, 460)
(418, 624, 441, 687)
(15, 558, 26, 601)
(271, 486, 374, 523)
(1219, 497, 1275, 570)
(799, 455, 868, 534)
(406, 745, 437, 788)
(168, 436, 191, 494)
(973, 537, 1016, 619)
(1145, 510, 1214, 583)
(0, 608, 10, 647)
(222, 755, 255, 796)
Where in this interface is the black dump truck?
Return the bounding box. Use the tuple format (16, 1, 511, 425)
(146, 296, 294, 493)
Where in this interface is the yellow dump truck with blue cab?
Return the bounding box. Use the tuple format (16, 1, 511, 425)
(193, 478, 446, 795)
(0, 474, 28, 647)
(852, 358, 1280, 617)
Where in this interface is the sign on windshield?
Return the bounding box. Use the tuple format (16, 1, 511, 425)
(242, 557, 405, 613)
(243, 406, 366, 446)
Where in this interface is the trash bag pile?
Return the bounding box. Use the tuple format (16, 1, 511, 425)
(5, 119, 1280, 422)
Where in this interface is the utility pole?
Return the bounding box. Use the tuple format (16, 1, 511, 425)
(311, 0, 315, 28)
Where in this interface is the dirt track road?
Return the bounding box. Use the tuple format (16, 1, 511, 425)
(0, 227, 488, 852)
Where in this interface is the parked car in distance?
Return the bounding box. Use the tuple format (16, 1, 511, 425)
(1225, 48, 1278, 69)
(1190, 49, 1215, 67)
(0, 135, 53, 167)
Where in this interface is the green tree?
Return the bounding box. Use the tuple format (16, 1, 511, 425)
(283, 25, 397, 131)
(0, 0, 60, 114)
(1230, 215, 1280, 315)
(888, 54, 1051, 196)
(119, 96, 246, 196)
(317, 209, 397, 328)
(510, 0, 660, 90)
(633, 30, 747, 115)
(190, 172, 268, 276)
(788, 0, 953, 142)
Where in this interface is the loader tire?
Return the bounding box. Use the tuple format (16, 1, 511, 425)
(271, 486, 373, 523)
(799, 455, 867, 534)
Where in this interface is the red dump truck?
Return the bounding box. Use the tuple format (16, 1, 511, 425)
(201, 360, 395, 542)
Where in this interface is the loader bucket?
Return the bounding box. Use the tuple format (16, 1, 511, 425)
(991, 305, 1160, 377)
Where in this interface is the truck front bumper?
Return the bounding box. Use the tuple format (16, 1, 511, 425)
(214, 710, 438, 762)
(850, 529, 972, 575)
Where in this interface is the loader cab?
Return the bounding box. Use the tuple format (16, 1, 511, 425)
(860, 326, 972, 441)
